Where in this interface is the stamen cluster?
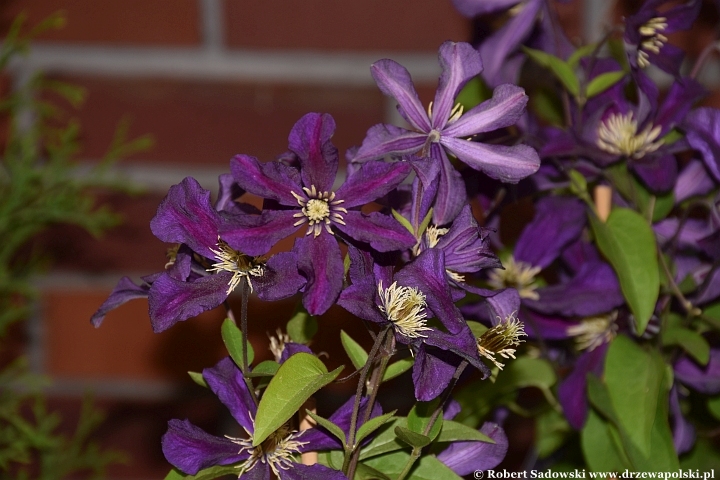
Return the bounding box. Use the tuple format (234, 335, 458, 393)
(566, 312, 618, 351)
(378, 281, 431, 339)
(487, 256, 542, 300)
(476, 315, 527, 370)
(291, 185, 347, 237)
(637, 17, 668, 68)
(596, 112, 663, 159)
(208, 239, 265, 294)
(229, 424, 307, 477)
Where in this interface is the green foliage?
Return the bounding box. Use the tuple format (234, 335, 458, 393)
(221, 317, 255, 367)
(522, 47, 579, 97)
(589, 208, 659, 333)
(252, 353, 343, 446)
(286, 308, 318, 344)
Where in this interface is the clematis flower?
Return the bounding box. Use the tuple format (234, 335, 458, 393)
(162, 357, 357, 479)
(221, 112, 415, 316)
(624, 0, 700, 75)
(338, 245, 490, 401)
(436, 422, 509, 475)
(350, 41, 540, 224)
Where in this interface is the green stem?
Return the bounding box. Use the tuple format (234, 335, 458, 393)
(657, 247, 700, 317)
(227, 280, 258, 406)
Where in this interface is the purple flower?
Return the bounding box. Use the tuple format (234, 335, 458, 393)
(624, 0, 700, 75)
(436, 422, 508, 475)
(221, 113, 415, 315)
(162, 357, 348, 479)
(350, 41, 539, 223)
(338, 246, 490, 400)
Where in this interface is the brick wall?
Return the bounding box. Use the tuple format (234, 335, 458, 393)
(3, 1, 718, 478)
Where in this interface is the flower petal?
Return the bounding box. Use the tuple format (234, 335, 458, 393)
(295, 234, 344, 316)
(432, 144, 468, 225)
(350, 124, 426, 163)
(451, 0, 519, 17)
(335, 160, 411, 208)
(370, 59, 431, 132)
(256, 252, 306, 301)
(441, 137, 540, 183)
(221, 210, 300, 257)
(337, 211, 416, 253)
(437, 422, 508, 475)
(230, 154, 302, 206)
(442, 84, 528, 138)
(432, 42, 483, 130)
(289, 113, 339, 192)
(685, 107, 720, 182)
(674, 349, 720, 394)
(558, 343, 608, 429)
(161, 419, 247, 475)
(203, 357, 257, 430)
(91, 276, 149, 327)
(280, 463, 348, 480)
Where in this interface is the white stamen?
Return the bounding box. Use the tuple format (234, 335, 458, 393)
(378, 281, 431, 339)
(488, 255, 541, 300)
(636, 17, 668, 68)
(292, 185, 346, 237)
(477, 314, 526, 370)
(228, 424, 308, 477)
(566, 312, 618, 351)
(596, 112, 663, 158)
(207, 239, 264, 294)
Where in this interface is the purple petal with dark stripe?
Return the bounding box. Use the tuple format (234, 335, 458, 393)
(289, 113, 338, 192)
(670, 385, 695, 454)
(486, 288, 520, 325)
(631, 154, 677, 193)
(148, 272, 230, 333)
(161, 419, 247, 475)
(350, 124, 426, 163)
(443, 84, 527, 138)
(432, 42, 483, 129)
(432, 144, 468, 225)
(335, 161, 411, 208)
(256, 252, 306, 301)
(558, 343, 609, 429)
(441, 137, 540, 183)
(150, 177, 223, 259)
(230, 154, 301, 206)
(295, 234, 344, 316)
(337, 211, 415, 252)
(370, 59, 430, 132)
(280, 463, 348, 480)
(203, 357, 257, 430)
(221, 210, 300, 256)
(91, 276, 150, 327)
(685, 107, 720, 182)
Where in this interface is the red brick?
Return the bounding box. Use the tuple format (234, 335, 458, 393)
(224, 0, 470, 52)
(49, 75, 387, 167)
(1, 0, 200, 46)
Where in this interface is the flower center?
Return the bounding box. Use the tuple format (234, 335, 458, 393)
(487, 255, 541, 300)
(229, 424, 307, 477)
(164, 244, 180, 269)
(292, 185, 347, 237)
(566, 311, 618, 351)
(378, 281, 431, 339)
(268, 329, 291, 362)
(477, 314, 526, 370)
(637, 17, 668, 68)
(207, 238, 265, 294)
(596, 112, 663, 159)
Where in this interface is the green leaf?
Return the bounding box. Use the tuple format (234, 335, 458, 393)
(663, 327, 710, 365)
(581, 409, 632, 471)
(355, 462, 391, 480)
(247, 360, 280, 377)
(494, 356, 557, 391)
(586, 71, 625, 98)
(381, 357, 413, 382)
(286, 309, 318, 344)
(407, 400, 442, 441)
(535, 409, 572, 459)
(467, 320, 488, 338)
(391, 209, 415, 236)
(363, 450, 462, 480)
(417, 208, 434, 238)
(340, 330, 368, 370)
(436, 420, 494, 444)
(221, 317, 254, 367)
(187, 371, 207, 388)
(604, 335, 663, 457)
(708, 396, 720, 421)
(604, 163, 674, 222)
(359, 418, 405, 460)
(305, 410, 347, 448)
(253, 353, 343, 446)
(680, 439, 720, 470)
(356, 411, 397, 445)
(567, 43, 597, 67)
(530, 86, 565, 126)
(522, 47, 579, 96)
(455, 76, 490, 111)
(568, 169, 588, 198)
(589, 208, 659, 333)
(393, 426, 431, 448)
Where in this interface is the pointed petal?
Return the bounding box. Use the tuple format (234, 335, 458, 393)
(685, 107, 720, 182)
(675, 159, 715, 202)
(150, 177, 223, 259)
(631, 154, 678, 193)
(230, 154, 301, 206)
(432, 144, 468, 225)
(204, 357, 257, 430)
(148, 272, 230, 333)
(337, 211, 416, 252)
(337, 281, 387, 325)
(514, 196, 587, 269)
(280, 463, 348, 480)
(256, 252, 306, 301)
(221, 210, 300, 257)
(295, 234, 344, 316)
(289, 113, 339, 192)
(432, 42, 483, 129)
(443, 84, 528, 138)
(370, 59, 431, 132)
(558, 344, 608, 429)
(162, 419, 247, 475)
(335, 160, 412, 208)
(437, 422, 508, 475)
(669, 385, 695, 455)
(412, 344, 460, 401)
(350, 123, 426, 163)
(486, 288, 521, 325)
(674, 349, 720, 394)
(441, 137, 540, 183)
(91, 276, 149, 327)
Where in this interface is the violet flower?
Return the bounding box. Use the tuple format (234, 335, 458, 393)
(436, 422, 509, 475)
(624, 0, 700, 75)
(350, 41, 540, 224)
(338, 246, 490, 401)
(162, 356, 350, 479)
(222, 113, 415, 316)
